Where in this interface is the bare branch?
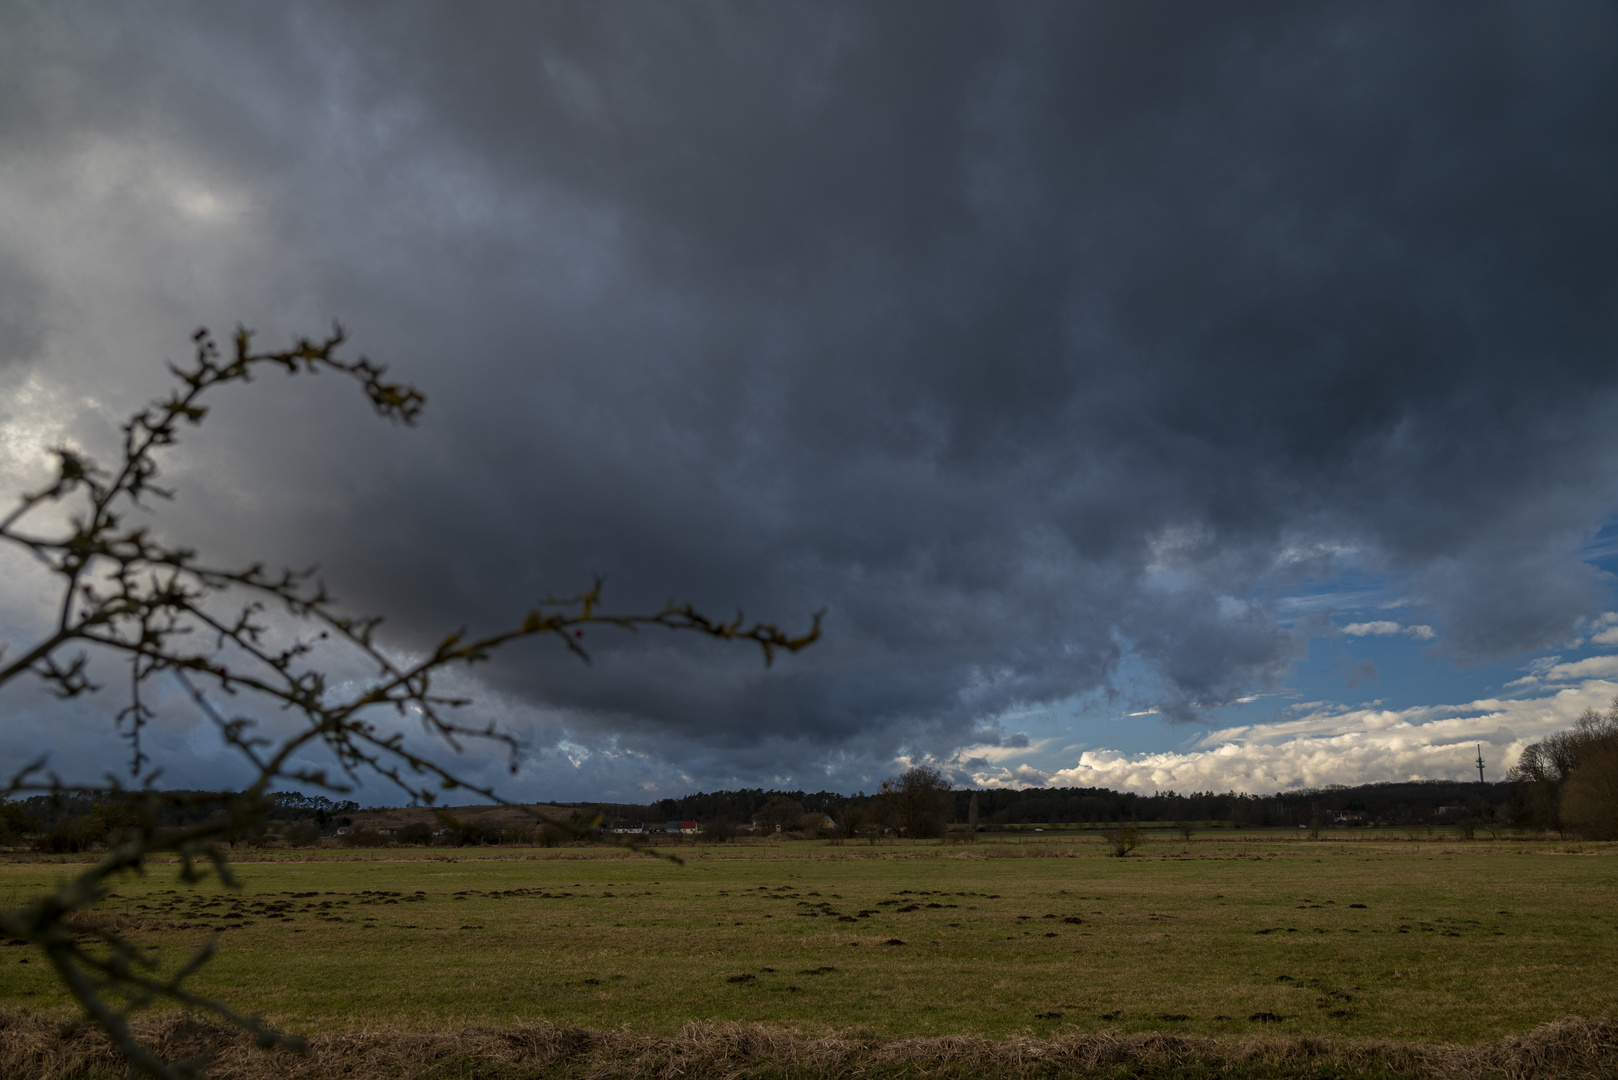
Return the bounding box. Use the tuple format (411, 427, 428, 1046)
(0, 326, 816, 1077)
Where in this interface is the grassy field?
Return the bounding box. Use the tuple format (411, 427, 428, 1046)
(3, 832, 1615, 1048)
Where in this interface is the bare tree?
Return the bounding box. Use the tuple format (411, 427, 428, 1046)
(833, 802, 870, 844)
(701, 815, 736, 842)
(0, 326, 818, 1078)
(1509, 703, 1618, 835)
(878, 765, 952, 840)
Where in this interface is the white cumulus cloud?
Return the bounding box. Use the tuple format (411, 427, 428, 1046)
(1008, 677, 1618, 794)
(1341, 621, 1436, 640)
(1341, 620, 1402, 636)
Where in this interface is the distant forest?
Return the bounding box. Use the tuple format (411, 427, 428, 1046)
(576, 779, 1511, 831)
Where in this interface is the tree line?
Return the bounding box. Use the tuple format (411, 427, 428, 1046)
(557, 772, 1517, 837)
(0, 791, 583, 851)
(0, 791, 362, 852)
(9, 732, 1615, 855)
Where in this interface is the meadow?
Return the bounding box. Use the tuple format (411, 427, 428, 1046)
(3, 831, 1616, 1077)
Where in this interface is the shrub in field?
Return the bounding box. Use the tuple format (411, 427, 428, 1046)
(34, 814, 103, 854)
(1101, 822, 1141, 857)
(282, 822, 321, 847)
(0, 801, 38, 846)
(0, 326, 818, 1079)
(395, 822, 435, 846)
(448, 819, 505, 846)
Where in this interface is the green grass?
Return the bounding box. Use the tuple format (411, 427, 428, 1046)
(3, 833, 1614, 1042)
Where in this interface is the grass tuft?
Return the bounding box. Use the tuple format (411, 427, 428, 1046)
(2, 1011, 1616, 1080)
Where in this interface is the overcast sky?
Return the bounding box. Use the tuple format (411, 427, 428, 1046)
(5, 3, 1618, 803)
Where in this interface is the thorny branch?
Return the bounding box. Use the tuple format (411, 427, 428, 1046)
(0, 326, 820, 1078)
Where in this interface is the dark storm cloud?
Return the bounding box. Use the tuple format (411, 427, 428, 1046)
(0, 249, 45, 367)
(6, 2, 1618, 790)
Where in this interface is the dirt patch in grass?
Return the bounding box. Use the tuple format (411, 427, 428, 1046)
(2, 1012, 1615, 1080)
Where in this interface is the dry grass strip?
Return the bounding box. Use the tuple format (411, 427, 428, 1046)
(2, 1011, 1614, 1080)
